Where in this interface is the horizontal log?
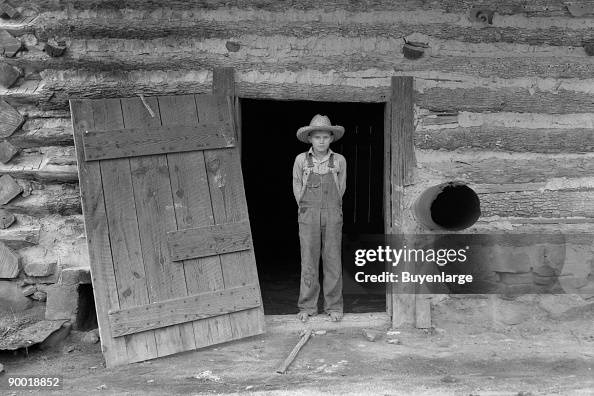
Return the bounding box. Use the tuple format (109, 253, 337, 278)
(415, 126, 594, 153)
(0, 79, 52, 108)
(0, 146, 78, 182)
(9, 117, 74, 148)
(167, 221, 252, 261)
(32, 66, 594, 110)
(108, 284, 261, 337)
(31, 16, 594, 47)
(3, 182, 81, 216)
(9, 35, 592, 75)
(470, 219, 594, 234)
(83, 124, 235, 161)
(417, 150, 594, 184)
(479, 190, 594, 218)
(25, 0, 590, 17)
(417, 87, 594, 114)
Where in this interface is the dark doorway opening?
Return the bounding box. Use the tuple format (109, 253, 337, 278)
(241, 99, 386, 315)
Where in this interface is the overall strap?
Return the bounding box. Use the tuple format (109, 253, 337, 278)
(328, 153, 335, 169)
(305, 151, 314, 168)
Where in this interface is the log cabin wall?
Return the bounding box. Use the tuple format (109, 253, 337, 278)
(0, 1, 592, 309)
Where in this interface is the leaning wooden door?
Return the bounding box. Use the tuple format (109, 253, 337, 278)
(70, 94, 265, 367)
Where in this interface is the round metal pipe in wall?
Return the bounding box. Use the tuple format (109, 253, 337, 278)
(412, 182, 481, 231)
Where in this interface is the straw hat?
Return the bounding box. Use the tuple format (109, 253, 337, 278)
(296, 114, 345, 143)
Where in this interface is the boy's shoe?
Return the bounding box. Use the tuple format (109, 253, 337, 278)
(328, 311, 343, 322)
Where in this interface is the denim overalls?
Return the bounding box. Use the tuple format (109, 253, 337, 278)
(297, 152, 343, 314)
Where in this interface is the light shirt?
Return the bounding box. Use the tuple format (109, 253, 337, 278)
(292, 148, 347, 204)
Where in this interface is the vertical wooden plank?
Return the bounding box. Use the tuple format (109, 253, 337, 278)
(70, 99, 128, 367)
(121, 97, 195, 356)
(415, 294, 432, 329)
(213, 67, 241, 157)
(198, 95, 265, 339)
(383, 101, 392, 315)
(212, 67, 235, 96)
(390, 76, 417, 328)
(158, 94, 233, 348)
(92, 98, 158, 362)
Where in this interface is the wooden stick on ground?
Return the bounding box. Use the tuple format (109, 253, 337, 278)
(276, 329, 313, 374)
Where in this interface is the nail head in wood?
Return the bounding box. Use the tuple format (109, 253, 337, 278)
(0, 174, 23, 204)
(468, 7, 494, 25)
(0, 62, 20, 88)
(0, 140, 18, 163)
(0, 209, 15, 229)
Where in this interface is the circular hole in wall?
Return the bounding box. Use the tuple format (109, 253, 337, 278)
(413, 182, 481, 231)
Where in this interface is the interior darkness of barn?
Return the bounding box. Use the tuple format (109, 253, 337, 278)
(241, 99, 386, 314)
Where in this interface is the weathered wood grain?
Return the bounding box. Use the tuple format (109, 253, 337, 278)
(159, 94, 234, 350)
(9, 117, 73, 148)
(479, 190, 594, 218)
(418, 151, 594, 184)
(415, 126, 594, 153)
(417, 87, 594, 114)
(0, 147, 78, 182)
(0, 240, 19, 278)
(0, 174, 22, 204)
(0, 99, 24, 137)
(82, 124, 234, 161)
(0, 140, 19, 163)
(390, 77, 417, 328)
(34, 17, 594, 47)
(24, 0, 590, 17)
(2, 183, 80, 216)
(200, 92, 264, 339)
(92, 98, 158, 364)
(122, 96, 196, 358)
(70, 99, 128, 367)
(108, 285, 261, 337)
(167, 221, 252, 261)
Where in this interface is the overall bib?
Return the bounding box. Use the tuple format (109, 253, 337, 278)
(298, 153, 344, 314)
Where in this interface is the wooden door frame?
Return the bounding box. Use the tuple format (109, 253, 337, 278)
(214, 69, 417, 321)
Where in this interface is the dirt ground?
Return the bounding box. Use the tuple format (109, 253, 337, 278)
(1, 296, 593, 395)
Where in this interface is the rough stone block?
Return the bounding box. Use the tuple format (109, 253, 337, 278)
(45, 283, 78, 321)
(0, 280, 32, 312)
(0, 99, 24, 139)
(39, 321, 72, 350)
(0, 174, 23, 204)
(0, 140, 18, 163)
(0, 209, 15, 229)
(0, 63, 20, 89)
(0, 240, 19, 278)
(60, 266, 91, 286)
(0, 30, 22, 57)
(24, 261, 56, 277)
(32, 290, 46, 301)
(23, 273, 58, 285)
(21, 284, 35, 296)
(0, 1, 20, 19)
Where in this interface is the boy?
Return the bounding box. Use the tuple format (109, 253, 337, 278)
(292, 114, 347, 322)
